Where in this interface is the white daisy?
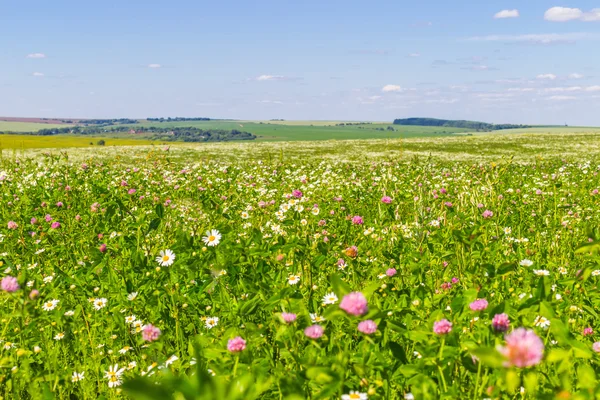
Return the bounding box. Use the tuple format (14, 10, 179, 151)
(165, 355, 179, 366)
(42, 299, 59, 311)
(127, 292, 138, 301)
(288, 275, 300, 285)
(205, 317, 219, 329)
(321, 292, 338, 305)
(64, 310, 75, 317)
(71, 371, 85, 382)
(202, 230, 222, 247)
(125, 315, 137, 324)
(341, 391, 368, 400)
(534, 316, 551, 329)
(519, 259, 534, 267)
(93, 298, 108, 310)
(54, 333, 65, 340)
(104, 364, 125, 388)
(156, 249, 176, 267)
(310, 313, 326, 323)
(533, 269, 550, 276)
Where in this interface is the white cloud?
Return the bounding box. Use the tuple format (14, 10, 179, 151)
(544, 7, 600, 22)
(148, 64, 162, 68)
(382, 84, 402, 92)
(494, 9, 519, 19)
(568, 73, 584, 79)
(368, 95, 382, 100)
(467, 32, 598, 44)
(548, 95, 577, 101)
(408, 53, 420, 57)
(258, 100, 283, 104)
(508, 88, 535, 92)
(543, 85, 600, 92)
(26, 53, 46, 59)
(582, 9, 600, 21)
(537, 73, 557, 80)
(544, 86, 583, 92)
(544, 7, 583, 22)
(32, 72, 44, 77)
(256, 74, 285, 81)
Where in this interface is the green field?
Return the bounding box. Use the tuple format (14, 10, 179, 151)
(123, 120, 472, 141)
(0, 121, 72, 132)
(0, 134, 156, 149)
(2, 119, 600, 148)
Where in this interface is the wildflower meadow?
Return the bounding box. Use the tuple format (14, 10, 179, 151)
(1, 144, 600, 399)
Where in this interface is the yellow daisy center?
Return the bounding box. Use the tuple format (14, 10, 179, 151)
(208, 235, 216, 241)
(349, 395, 361, 400)
(162, 255, 170, 261)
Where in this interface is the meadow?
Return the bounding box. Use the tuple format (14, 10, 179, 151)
(124, 120, 471, 141)
(0, 134, 155, 150)
(0, 121, 70, 133)
(1, 133, 600, 399)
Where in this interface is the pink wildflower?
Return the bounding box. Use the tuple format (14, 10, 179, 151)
(7, 221, 17, 230)
(469, 299, 488, 311)
(357, 320, 378, 335)
(593, 342, 600, 353)
(292, 190, 303, 198)
(583, 327, 593, 336)
(351, 216, 364, 225)
(340, 292, 368, 316)
(142, 324, 161, 342)
(492, 313, 510, 332)
(50, 222, 60, 229)
(1, 276, 19, 292)
(227, 336, 246, 353)
(386, 268, 397, 277)
(281, 312, 297, 323)
(497, 328, 544, 368)
(482, 210, 494, 218)
(433, 319, 453, 335)
(304, 325, 324, 339)
(381, 196, 392, 204)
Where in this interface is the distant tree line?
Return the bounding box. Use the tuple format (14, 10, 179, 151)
(1, 126, 256, 142)
(80, 119, 139, 125)
(336, 122, 372, 126)
(147, 117, 211, 122)
(393, 118, 529, 130)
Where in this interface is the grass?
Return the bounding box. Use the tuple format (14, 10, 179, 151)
(3, 132, 600, 398)
(122, 120, 472, 141)
(0, 134, 156, 149)
(0, 121, 71, 132)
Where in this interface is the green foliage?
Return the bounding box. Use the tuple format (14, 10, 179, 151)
(393, 117, 530, 130)
(0, 145, 599, 399)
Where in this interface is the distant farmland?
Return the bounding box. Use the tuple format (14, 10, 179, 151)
(2, 118, 600, 147)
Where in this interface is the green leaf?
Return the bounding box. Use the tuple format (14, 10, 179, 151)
(122, 378, 175, 400)
(577, 364, 596, 389)
(155, 203, 164, 218)
(471, 347, 504, 368)
(329, 273, 351, 297)
(389, 342, 408, 364)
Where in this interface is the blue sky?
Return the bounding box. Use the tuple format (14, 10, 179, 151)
(2, 0, 600, 125)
